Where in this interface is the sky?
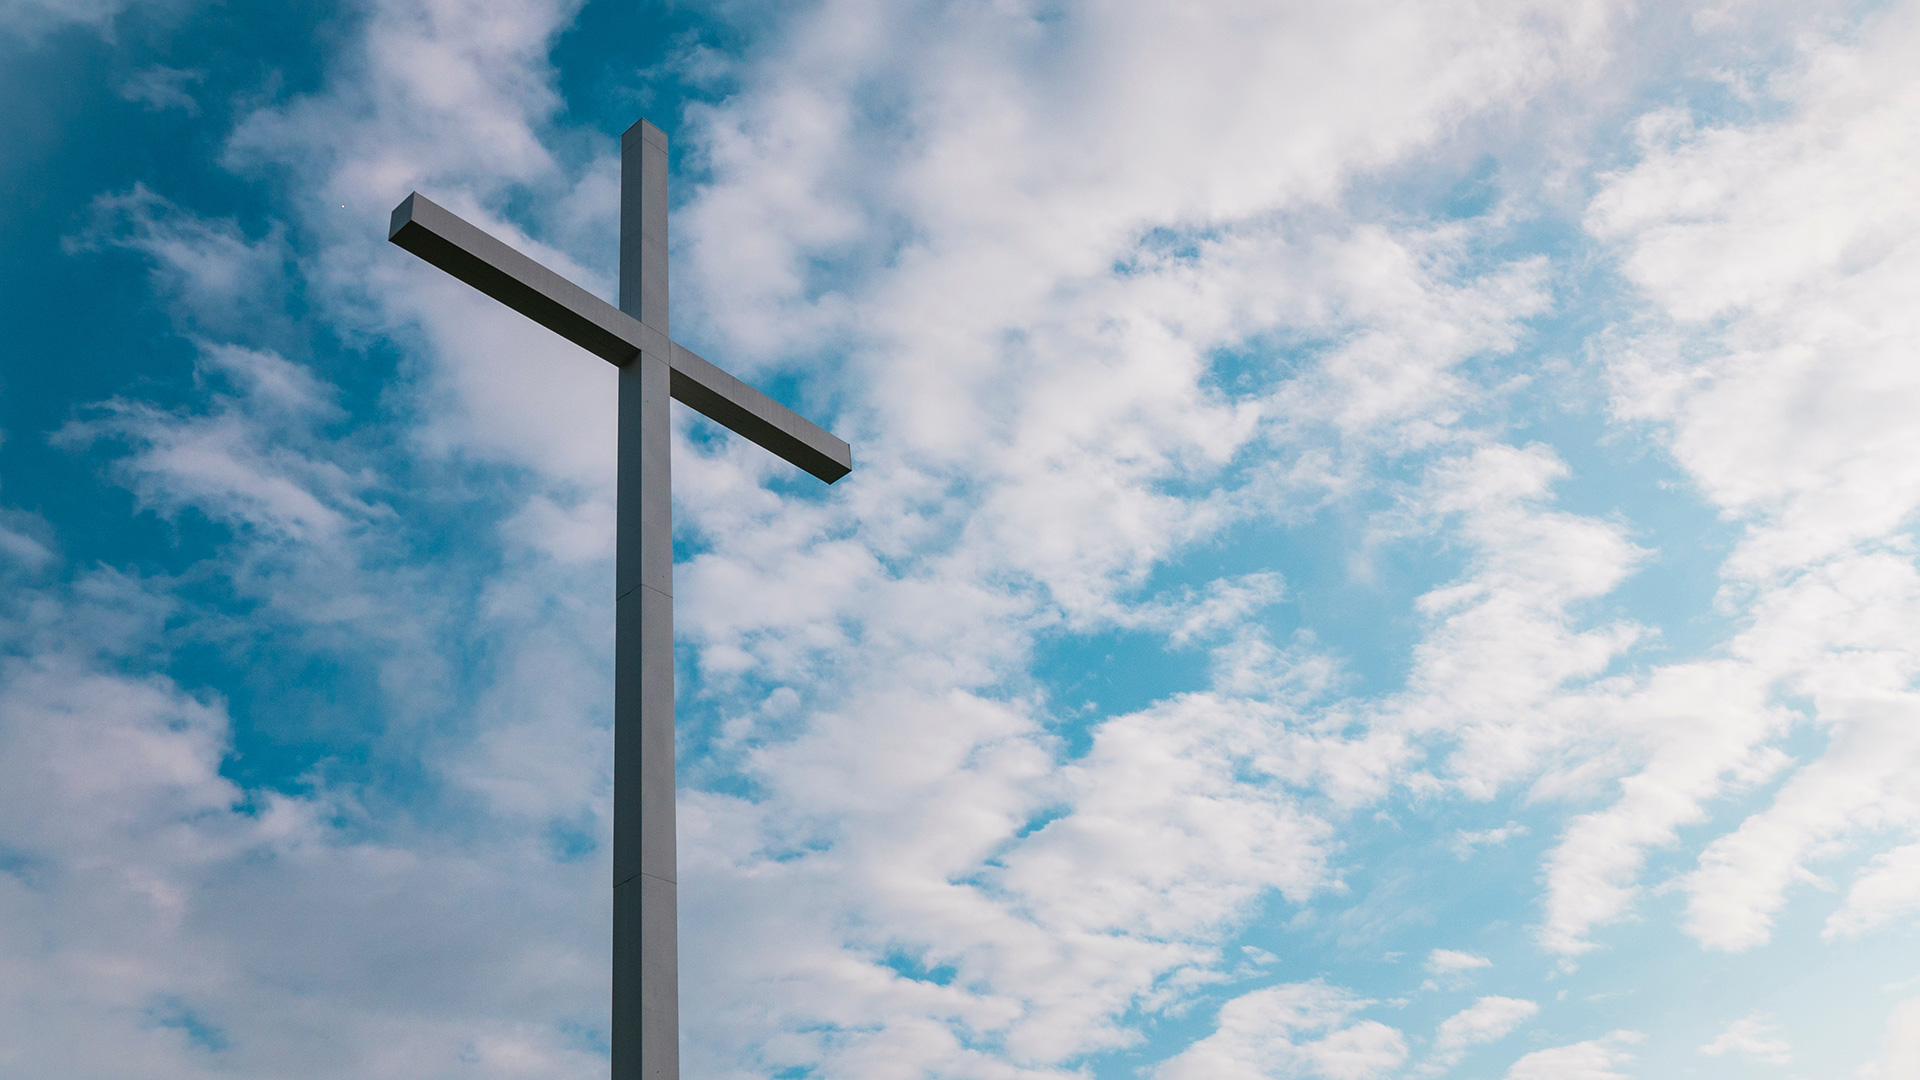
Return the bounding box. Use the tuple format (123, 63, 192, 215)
(3, 0, 1920, 1076)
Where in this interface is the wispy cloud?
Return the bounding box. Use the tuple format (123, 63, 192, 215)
(1588, 0, 1920, 957)
(1426, 949, 1494, 975)
(1420, 996, 1538, 1074)
(1504, 1030, 1641, 1080)
(1156, 982, 1407, 1080)
(1699, 1012, 1792, 1065)
(118, 65, 206, 114)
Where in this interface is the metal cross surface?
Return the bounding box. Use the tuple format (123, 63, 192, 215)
(387, 118, 852, 1080)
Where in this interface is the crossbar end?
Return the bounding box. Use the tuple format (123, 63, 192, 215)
(388, 193, 420, 242)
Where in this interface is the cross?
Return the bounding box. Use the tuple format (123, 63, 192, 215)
(387, 119, 851, 1080)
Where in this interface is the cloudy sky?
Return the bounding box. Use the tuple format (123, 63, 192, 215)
(5, 0, 1920, 1076)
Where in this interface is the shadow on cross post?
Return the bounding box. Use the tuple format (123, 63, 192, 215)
(387, 117, 852, 1080)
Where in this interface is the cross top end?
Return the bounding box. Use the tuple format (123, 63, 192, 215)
(623, 117, 668, 152)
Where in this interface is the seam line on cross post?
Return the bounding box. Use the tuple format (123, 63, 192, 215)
(617, 581, 669, 604)
(614, 869, 677, 890)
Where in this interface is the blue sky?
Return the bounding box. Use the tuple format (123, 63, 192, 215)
(4, 0, 1920, 1076)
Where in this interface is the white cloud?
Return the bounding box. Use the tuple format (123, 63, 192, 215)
(1569, 0, 1920, 956)
(674, 684, 1348, 1073)
(1859, 999, 1920, 1080)
(1385, 443, 1648, 802)
(55, 340, 371, 545)
(1117, 571, 1288, 648)
(1829, 842, 1920, 939)
(228, 0, 621, 495)
(8, 94, 630, 1072)
(636, 1, 1623, 1069)
(118, 66, 206, 114)
(0, 510, 56, 572)
(0, 559, 613, 1079)
(1590, 0, 1920, 580)
(1534, 661, 1792, 954)
(66, 185, 291, 340)
(0, 0, 167, 36)
(1503, 1030, 1641, 1080)
(1426, 949, 1494, 975)
(1676, 558, 1920, 952)
(1699, 1012, 1792, 1065)
(1421, 996, 1538, 1073)
(1156, 982, 1408, 1080)
(1453, 823, 1527, 859)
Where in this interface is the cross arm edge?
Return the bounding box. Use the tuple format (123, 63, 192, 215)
(668, 342, 853, 485)
(386, 191, 653, 367)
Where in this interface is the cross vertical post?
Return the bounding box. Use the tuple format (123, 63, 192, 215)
(613, 118, 677, 1080)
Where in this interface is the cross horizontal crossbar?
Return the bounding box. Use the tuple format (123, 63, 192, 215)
(389, 192, 852, 483)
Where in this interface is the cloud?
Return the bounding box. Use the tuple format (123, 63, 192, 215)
(1503, 1030, 1641, 1080)
(1155, 982, 1408, 1080)
(0, 0, 168, 36)
(1828, 842, 1920, 938)
(0, 544, 616, 1078)
(0, 510, 56, 573)
(1426, 949, 1494, 975)
(118, 66, 206, 114)
(1384, 443, 1648, 801)
(1421, 996, 1538, 1073)
(1699, 1012, 1792, 1065)
(1452, 823, 1527, 859)
(66, 185, 291, 341)
(55, 341, 370, 544)
(1680, 556, 1920, 952)
(675, 683, 1349, 1073)
(1534, 661, 1792, 954)
(1116, 571, 1288, 648)
(1556, 0, 1920, 956)
(1858, 999, 1920, 1080)
(637, 0, 1622, 1068)
(1590, 0, 1920, 580)
(7, 66, 632, 1068)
